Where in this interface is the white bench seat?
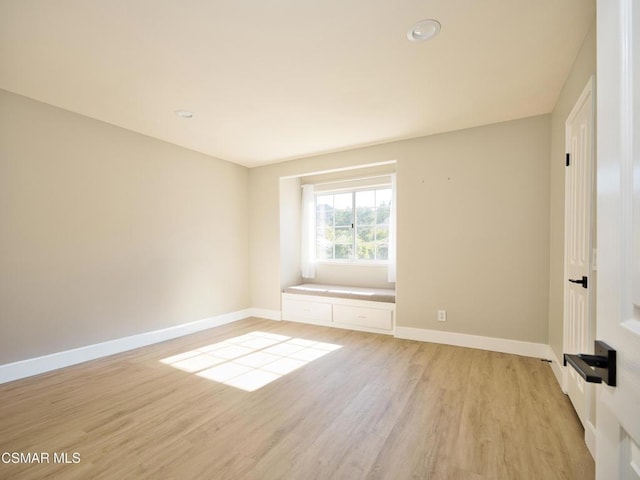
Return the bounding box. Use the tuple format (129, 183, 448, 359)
(281, 284, 396, 335)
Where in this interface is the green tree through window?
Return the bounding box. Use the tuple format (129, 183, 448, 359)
(316, 188, 391, 262)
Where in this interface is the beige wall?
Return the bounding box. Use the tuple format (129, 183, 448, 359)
(313, 263, 391, 289)
(398, 116, 550, 342)
(279, 177, 302, 289)
(0, 90, 250, 364)
(548, 22, 597, 361)
(250, 115, 551, 343)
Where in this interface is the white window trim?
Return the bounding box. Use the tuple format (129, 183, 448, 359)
(315, 185, 392, 264)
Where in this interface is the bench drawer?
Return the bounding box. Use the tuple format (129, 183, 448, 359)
(282, 298, 332, 323)
(333, 304, 393, 331)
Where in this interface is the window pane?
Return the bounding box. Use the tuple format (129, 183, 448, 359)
(356, 226, 375, 260)
(316, 204, 334, 227)
(375, 226, 389, 242)
(376, 189, 391, 207)
(376, 205, 390, 225)
(335, 208, 353, 226)
(356, 190, 375, 207)
(376, 243, 389, 260)
(357, 226, 374, 243)
(314, 187, 391, 263)
(357, 242, 376, 260)
(334, 226, 352, 243)
(334, 192, 353, 226)
(356, 206, 375, 225)
(334, 193, 352, 209)
(335, 243, 353, 260)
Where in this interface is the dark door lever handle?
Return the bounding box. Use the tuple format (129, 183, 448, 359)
(568, 276, 588, 288)
(563, 341, 616, 386)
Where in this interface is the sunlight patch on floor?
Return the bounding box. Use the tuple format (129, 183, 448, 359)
(160, 331, 342, 391)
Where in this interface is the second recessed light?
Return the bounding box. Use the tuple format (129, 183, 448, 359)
(407, 19, 441, 42)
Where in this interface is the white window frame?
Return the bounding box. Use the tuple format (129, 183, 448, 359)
(315, 185, 392, 265)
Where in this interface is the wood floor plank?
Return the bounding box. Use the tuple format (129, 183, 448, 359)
(0, 318, 594, 479)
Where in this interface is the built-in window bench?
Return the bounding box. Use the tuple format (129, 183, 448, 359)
(281, 284, 396, 335)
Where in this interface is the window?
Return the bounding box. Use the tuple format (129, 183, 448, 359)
(316, 187, 391, 262)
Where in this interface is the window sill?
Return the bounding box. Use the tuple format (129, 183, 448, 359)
(315, 261, 389, 267)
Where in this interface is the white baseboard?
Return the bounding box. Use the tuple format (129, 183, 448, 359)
(247, 308, 282, 321)
(547, 345, 565, 391)
(0, 308, 258, 385)
(395, 326, 548, 358)
(2, 313, 553, 385)
(585, 420, 596, 459)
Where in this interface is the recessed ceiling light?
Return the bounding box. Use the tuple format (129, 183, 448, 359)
(407, 19, 441, 42)
(174, 109, 194, 119)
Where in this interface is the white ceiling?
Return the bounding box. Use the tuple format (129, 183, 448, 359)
(0, 1, 595, 167)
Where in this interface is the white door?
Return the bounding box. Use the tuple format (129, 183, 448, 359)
(596, 0, 640, 478)
(563, 76, 596, 453)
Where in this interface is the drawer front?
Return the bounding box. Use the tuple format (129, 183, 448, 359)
(333, 304, 393, 331)
(282, 299, 332, 323)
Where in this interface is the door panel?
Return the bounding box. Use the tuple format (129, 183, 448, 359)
(596, 0, 640, 477)
(564, 76, 595, 435)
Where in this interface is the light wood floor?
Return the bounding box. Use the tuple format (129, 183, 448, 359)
(0, 318, 594, 480)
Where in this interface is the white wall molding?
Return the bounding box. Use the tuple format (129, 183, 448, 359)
(3, 313, 557, 385)
(395, 326, 548, 358)
(0, 309, 258, 385)
(585, 420, 596, 459)
(547, 345, 565, 391)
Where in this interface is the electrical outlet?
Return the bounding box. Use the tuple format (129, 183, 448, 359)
(437, 310, 447, 322)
